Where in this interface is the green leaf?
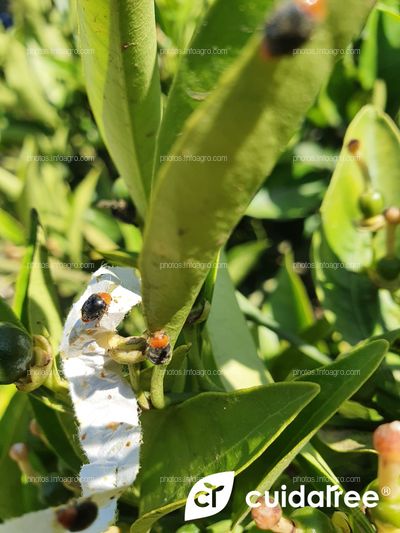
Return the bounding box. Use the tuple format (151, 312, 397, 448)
(156, 0, 275, 162)
(131, 382, 319, 532)
(4, 38, 59, 128)
(13, 211, 62, 349)
(0, 209, 25, 245)
(227, 240, 268, 286)
(270, 316, 333, 381)
(312, 229, 383, 344)
(13, 211, 39, 328)
(270, 250, 314, 335)
(0, 393, 40, 520)
(67, 166, 101, 263)
(231, 339, 389, 527)
(0, 298, 26, 331)
(246, 151, 328, 220)
(140, 0, 375, 342)
(29, 398, 83, 473)
(359, 6, 400, 116)
(94, 249, 139, 268)
(0, 168, 23, 201)
(77, 0, 161, 218)
(206, 266, 272, 390)
(319, 105, 400, 270)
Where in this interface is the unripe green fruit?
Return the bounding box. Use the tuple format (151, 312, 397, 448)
(111, 177, 130, 200)
(376, 257, 400, 281)
(291, 507, 335, 532)
(358, 189, 385, 218)
(0, 322, 33, 384)
(370, 499, 400, 529)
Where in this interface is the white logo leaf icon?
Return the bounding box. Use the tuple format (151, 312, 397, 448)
(184, 471, 235, 521)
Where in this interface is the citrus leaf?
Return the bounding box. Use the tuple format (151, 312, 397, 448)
(140, 0, 375, 343)
(231, 339, 388, 527)
(77, 0, 161, 218)
(131, 382, 319, 532)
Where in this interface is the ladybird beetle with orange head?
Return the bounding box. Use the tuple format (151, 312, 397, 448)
(81, 292, 112, 324)
(262, 0, 326, 58)
(146, 331, 171, 365)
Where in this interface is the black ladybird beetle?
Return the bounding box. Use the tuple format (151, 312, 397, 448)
(56, 499, 98, 532)
(262, 0, 326, 58)
(146, 331, 171, 365)
(81, 292, 112, 323)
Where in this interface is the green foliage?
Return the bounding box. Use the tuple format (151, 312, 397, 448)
(1, 0, 400, 531)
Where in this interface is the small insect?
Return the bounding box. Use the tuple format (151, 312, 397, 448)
(81, 293, 112, 323)
(56, 499, 98, 532)
(262, 0, 326, 58)
(146, 331, 171, 365)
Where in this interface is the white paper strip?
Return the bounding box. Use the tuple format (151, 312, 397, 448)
(0, 267, 142, 532)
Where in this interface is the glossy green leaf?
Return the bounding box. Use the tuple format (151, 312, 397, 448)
(312, 230, 382, 344)
(246, 150, 328, 220)
(13, 211, 62, 349)
(13, 211, 39, 328)
(314, 106, 400, 341)
(131, 382, 319, 532)
(76, 0, 161, 218)
(156, 0, 275, 162)
(270, 316, 333, 381)
(359, 5, 400, 116)
(67, 166, 100, 263)
(232, 339, 388, 527)
(206, 266, 272, 390)
(140, 0, 375, 342)
(319, 105, 400, 270)
(270, 251, 314, 335)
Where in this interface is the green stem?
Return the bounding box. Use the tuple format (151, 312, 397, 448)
(150, 366, 167, 409)
(355, 156, 372, 189)
(129, 365, 150, 410)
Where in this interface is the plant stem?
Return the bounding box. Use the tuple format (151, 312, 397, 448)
(129, 364, 150, 410)
(150, 366, 167, 409)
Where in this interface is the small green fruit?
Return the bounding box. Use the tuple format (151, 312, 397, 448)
(370, 498, 400, 529)
(376, 257, 400, 281)
(111, 177, 130, 200)
(291, 507, 335, 532)
(358, 189, 385, 218)
(0, 322, 33, 384)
